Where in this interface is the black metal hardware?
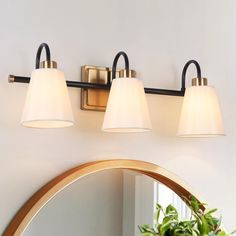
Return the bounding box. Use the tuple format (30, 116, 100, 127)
(181, 60, 202, 91)
(111, 51, 130, 81)
(9, 43, 203, 98)
(35, 43, 51, 69)
(144, 87, 185, 96)
(8, 75, 112, 90)
(9, 75, 184, 96)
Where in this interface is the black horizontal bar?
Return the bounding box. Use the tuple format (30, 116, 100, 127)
(144, 87, 184, 96)
(66, 81, 111, 90)
(8, 75, 185, 97)
(8, 75, 112, 90)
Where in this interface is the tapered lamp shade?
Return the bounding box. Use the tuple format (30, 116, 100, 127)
(177, 86, 224, 137)
(102, 78, 152, 132)
(21, 68, 74, 128)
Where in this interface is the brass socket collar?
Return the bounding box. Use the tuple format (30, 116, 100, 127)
(40, 60, 57, 69)
(192, 77, 208, 86)
(119, 69, 136, 78)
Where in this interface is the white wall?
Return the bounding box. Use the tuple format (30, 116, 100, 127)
(1, 0, 236, 233)
(123, 171, 136, 236)
(24, 170, 123, 236)
(135, 174, 155, 236)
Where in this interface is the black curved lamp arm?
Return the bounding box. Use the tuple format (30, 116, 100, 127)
(35, 43, 51, 69)
(181, 60, 202, 91)
(111, 51, 130, 81)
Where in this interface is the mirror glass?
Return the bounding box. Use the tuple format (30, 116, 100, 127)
(24, 169, 190, 236)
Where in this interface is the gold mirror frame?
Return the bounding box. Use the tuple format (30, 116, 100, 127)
(3, 159, 201, 236)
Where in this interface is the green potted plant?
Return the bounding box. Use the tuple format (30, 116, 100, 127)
(139, 197, 235, 236)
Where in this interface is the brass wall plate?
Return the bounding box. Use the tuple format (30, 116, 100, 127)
(81, 65, 136, 111)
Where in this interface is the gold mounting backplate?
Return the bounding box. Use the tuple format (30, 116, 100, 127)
(81, 65, 136, 111)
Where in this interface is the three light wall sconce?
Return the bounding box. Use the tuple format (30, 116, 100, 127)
(9, 43, 225, 137)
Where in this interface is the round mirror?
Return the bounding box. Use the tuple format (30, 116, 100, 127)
(3, 160, 201, 236)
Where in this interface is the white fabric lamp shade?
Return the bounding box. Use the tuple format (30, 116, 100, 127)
(21, 68, 74, 128)
(177, 85, 224, 137)
(102, 77, 152, 132)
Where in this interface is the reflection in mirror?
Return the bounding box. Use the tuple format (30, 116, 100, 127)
(24, 169, 190, 236)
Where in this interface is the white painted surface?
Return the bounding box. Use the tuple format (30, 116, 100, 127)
(135, 174, 155, 236)
(22, 169, 186, 236)
(24, 170, 123, 236)
(0, 0, 236, 233)
(122, 170, 136, 236)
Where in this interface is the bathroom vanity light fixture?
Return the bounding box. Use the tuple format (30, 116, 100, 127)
(14, 43, 74, 128)
(8, 43, 224, 136)
(102, 52, 151, 132)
